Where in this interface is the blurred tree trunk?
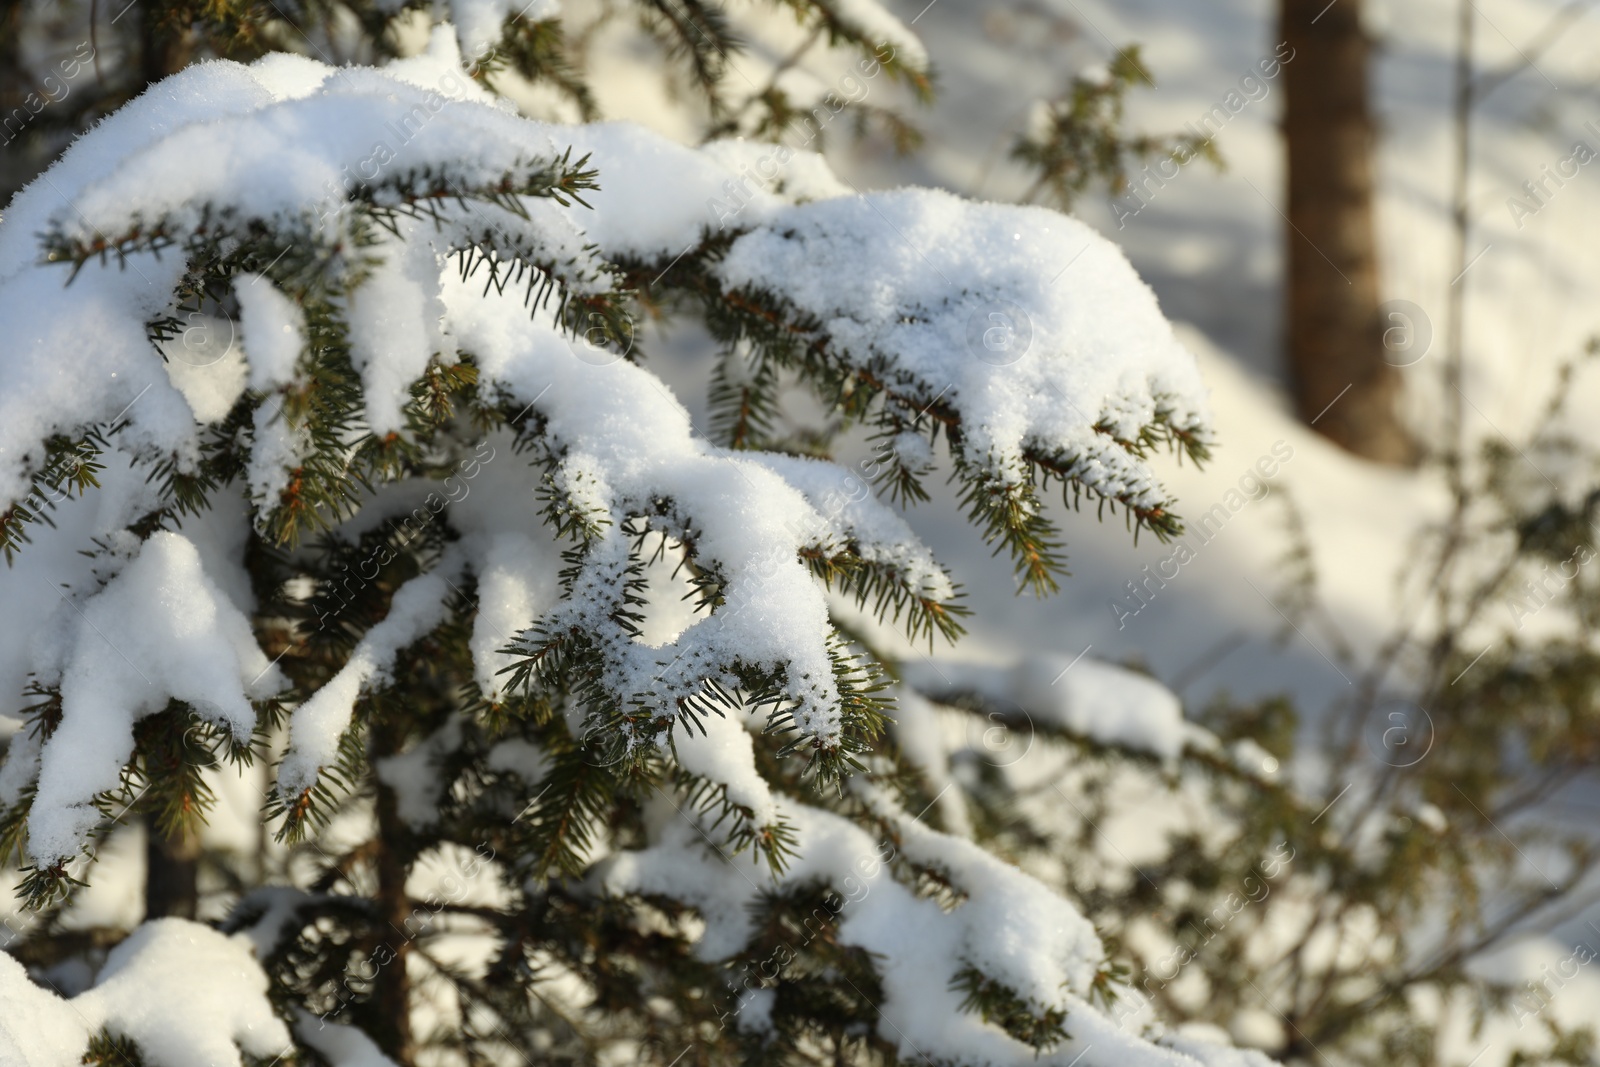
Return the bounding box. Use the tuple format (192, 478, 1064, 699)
(1279, 0, 1417, 464)
(371, 719, 416, 1066)
(145, 820, 199, 919)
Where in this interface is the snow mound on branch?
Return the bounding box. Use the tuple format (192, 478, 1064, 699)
(450, 0, 561, 59)
(9, 532, 281, 865)
(234, 273, 305, 392)
(905, 653, 1200, 762)
(0, 63, 279, 276)
(440, 284, 850, 744)
(375, 715, 466, 829)
(75, 920, 291, 1067)
(0, 44, 1207, 541)
(294, 1010, 401, 1067)
(700, 137, 855, 203)
(746, 451, 955, 602)
(715, 190, 1210, 500)
(461, 529, 561, 706)
(602, 791, 1236, 1067)
(0, 919, 289, 1067)
(0, 951, 87, 1067)
(561, 121, 794, 256)
(816, 0, 928, 69)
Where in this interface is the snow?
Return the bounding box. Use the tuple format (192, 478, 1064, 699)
(603, 788, 1230, 1067)
(233, 886, 322, 957)
(859, 780, 1105, 1006)
(344, 220, 456, 434)
(0, 919, 290, 1067)
(245, 400, 311, 511)
(888, 688, 972, 835)
(560, 121, 791, 256)
(294, 1011, 401, 1067)
(162, 316, 250, 424)
(74, 920, 291, 1067)
(1162, 1029, 1280, 1067)
(0, 950, 88, 1067)
(715, 189, 1210, 500)
(486, 737, 549, 783)
(439, 281, 858, 750)
(821, 0, 928, 69)
(234, 273, 305, 391)
(748, 452, 955, 602)
(668, 703, 778, 828)
(17, 531, 282, 865)
(462, 531, 561, 705)
(903, 652, 1196, 762)
(279, 546, 467, 797)
(375, 715, 466, 828)
(699, 138, 854, 203)
(450, 0, 561, 61)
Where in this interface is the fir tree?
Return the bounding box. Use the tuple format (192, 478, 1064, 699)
(0, 8, 1270, 1067)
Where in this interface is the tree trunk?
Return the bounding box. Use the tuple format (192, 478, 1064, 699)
(144, 819, 199, 920)
(1279, 0, 1417, 464)
(370, 722, 415, 1065)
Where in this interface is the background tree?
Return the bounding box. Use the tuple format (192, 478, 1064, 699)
(1278, 0, 1416, 465)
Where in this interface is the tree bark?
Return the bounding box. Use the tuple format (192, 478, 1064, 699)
(144, 819, 199, 920)
(370, 720, 416, 1066)
(1279, 0, 1417, 464)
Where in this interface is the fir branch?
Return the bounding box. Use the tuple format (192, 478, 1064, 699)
(951, 964, 1071, 1051)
